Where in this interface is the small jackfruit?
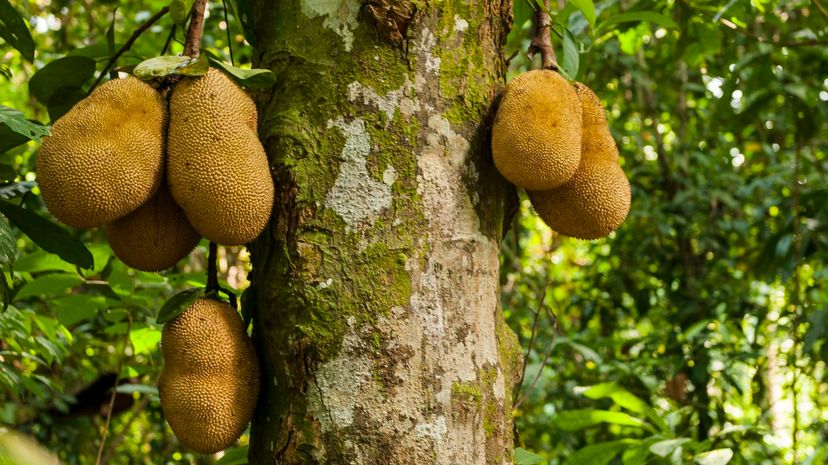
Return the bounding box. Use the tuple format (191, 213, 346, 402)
(36, 78, 166, 228)
(491, 69, 582, 191)
(159, 298, 260, 454)
(529, 82, 630, 240)
(105, 185, 201, 272)
(167, 69, 274, 245)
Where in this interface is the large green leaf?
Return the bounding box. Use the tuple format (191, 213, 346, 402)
(0, 106, 49, 143)
(134, 55, 209, 80)
(563, 440, 637, 465)
(14, 273, 85, 301)
(598, 11, 679, 34)
(0, 200, 93, 269)
(515, 447, 544, 465)
(559, 28, 580, 80)
(52, 294, 108, 326)
(209, 59, 276, 89)
(0, 0, 34, 62)
(649, 438, 691, 458)
(0, 124, 29, 153)
(567, 0, 595, 28)
(129, 326, 161, 355)
(170, 0, 196, 27)
(0, 218, 15, 265)
(156, 288, 202, 324)
(581, 383, 668, 432)
(28, 56, 96, 120)
(555, 409, 646, 431)
(695, 449, 733, 465)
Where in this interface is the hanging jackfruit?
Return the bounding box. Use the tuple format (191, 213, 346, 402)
(36, 77, 166, 228)
(105, 185, 201, 272)
(491, 69, 582, 191)
(167, 69, 274, 245)
(529, 82, 630, 240)
(159, 298, 260, 454)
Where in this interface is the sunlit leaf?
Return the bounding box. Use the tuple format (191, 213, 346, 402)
(555, 409, 646, 431)
(0, 0, 35, 62)
(515, 447, 544, 465)
(695, 449, 734, 465)
(170, 0, 196, 27)
(567, 0, 595, 28)
(14, 273, 84, 301)
(129, 327, 162, 355)
(599, 11, 679, 33)
(133, 55, 209, 79)
(216, 445, 250, 465)
(0, 106, 50, 142)
(649, 438, 691, 458)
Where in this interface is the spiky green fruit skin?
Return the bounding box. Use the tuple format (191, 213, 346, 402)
(491, 69, 582, 191)
(167, 69, 274, 246)
(159, 298, 260, 454)
(36, 78, 166, 228)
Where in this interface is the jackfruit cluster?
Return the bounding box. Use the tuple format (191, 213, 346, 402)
(159, 298, 260, 454)
(35, 69, 275, 271)
(492, 71, 630, 240)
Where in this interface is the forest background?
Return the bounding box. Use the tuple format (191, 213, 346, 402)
(0, 0, 827, 464)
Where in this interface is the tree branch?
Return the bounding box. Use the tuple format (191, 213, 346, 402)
(183, 0, 208, 58)
(206, 242, 219, 293)
(88, 6, 170, 95)
(529, 0, 557, 70)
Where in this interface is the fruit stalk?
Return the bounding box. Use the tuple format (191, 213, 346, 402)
(183, 0, 208, 58)
(529, 0, 557, 70)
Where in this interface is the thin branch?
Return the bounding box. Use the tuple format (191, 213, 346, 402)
(528, 0, 558, 70)
(161, 24, 177, 55)
(719, 18, 828, 47)
(514, 307, 558, 410)
(95, 316, 132, 465)
(88, 6, 170, 95)
(222, 0, 235, 66)
(516, 278, 553, 392)
(183, 0, 208, 58)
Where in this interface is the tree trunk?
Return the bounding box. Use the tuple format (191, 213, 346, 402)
(247, 2, 520, 464)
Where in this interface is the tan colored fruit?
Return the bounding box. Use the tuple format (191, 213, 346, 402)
(159, 298, 260, 454)
(167, 69, 274, 245)
(36, 77, 166, 228)
(491, 69, 582, 190)
(105, 185, 201, 272)
(529, 160, 630, 240)
(573, 82, 618, 163)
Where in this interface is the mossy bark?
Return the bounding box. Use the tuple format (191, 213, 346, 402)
(248, 1, 520, 463)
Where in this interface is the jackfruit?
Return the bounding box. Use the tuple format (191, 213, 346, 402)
(491, 69, 582, 191)
(529, 82, 630, 240)
(167, 69, 274, 245)
(159, 298, 260, 454)
(36, 77, 166, 228)
(105, 185, 201, 272)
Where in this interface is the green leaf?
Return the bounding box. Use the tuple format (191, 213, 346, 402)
(170, 0, 196, 27)
(226, 0, 255, 45)
(14, 251, 78, 273)
(0, 106, 50, 142)
(622, 447, 650, 465)
(555, 409, 646, 431)
(209, 59, 276, 89)
(580, 383, 668, 432)
(0, 200, 94, 269)
(567, 0, 595, 28)
(649, 438, 691, 458)
(560, 28, 580, 80)
(28, 56, 96, 120)
(52, 294, 108, 326)
(0, 0, 35, 62)
(156, 288, 202, 324)
(515, 447, 544, 465)
(695, 449, 734, 465)
(563, 440, 636, 465)
(129, 327, 161, 355)
(0, 218, 15, 265)
(115, 383, 158, 396)
(0, 123, 30, 152)
(599, 11, 679, 33)
(14, 273, 84, 301)
(133, 55, 209, 80)
(216, 445, 250, 465)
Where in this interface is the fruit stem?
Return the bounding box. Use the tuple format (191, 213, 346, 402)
(183, 0, 208, 58)
(206, 241, 219, 293)
(529, 0, 558, 71)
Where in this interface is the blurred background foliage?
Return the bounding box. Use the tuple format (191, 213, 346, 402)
(0, 0, 826, 464)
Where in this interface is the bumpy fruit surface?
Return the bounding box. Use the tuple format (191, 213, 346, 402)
(491, 69, 582, 191)
(105, 185, 201, 272)
(529, 82, 630, 240)
(167, 69, 274, 245)
(159, 298, 260, 454)
(36, 78, 166, 228)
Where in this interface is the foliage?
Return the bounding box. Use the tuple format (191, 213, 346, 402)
(504, 1, 828, 464)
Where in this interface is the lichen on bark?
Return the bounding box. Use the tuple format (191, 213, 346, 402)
(248, 1, 519, 463)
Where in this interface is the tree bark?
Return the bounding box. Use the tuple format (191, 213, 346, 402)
(248, 1, 519, 463)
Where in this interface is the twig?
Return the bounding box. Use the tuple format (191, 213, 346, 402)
(161, 24, 177, 55)
(206, 242, 219, 293)
(528, 0, 558, 70)
(222, 0, 235, 65)
(516, 278, 552, 392)
(183, 0, 208, 58)
(514, 307, 558, 410)
(88, 6, 170, 95)
(719, 18, 828, 47)
(94, 316, 132, 465)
